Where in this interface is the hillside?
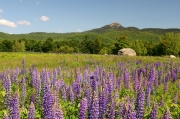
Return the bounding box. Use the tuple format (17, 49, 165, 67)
(0, 22, 180, 44)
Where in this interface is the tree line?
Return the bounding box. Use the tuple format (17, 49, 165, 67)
(0, 32, 180, 56)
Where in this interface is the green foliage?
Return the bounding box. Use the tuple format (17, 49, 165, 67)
(12, 40, 25, 52)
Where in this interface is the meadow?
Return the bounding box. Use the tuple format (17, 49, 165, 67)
(0, 52, 179, 118)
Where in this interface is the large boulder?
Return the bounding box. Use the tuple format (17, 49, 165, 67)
(118, 48, 136, 56)
(170, 55, 176, 58)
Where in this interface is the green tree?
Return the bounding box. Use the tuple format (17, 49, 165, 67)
(93, 38, 102, 54)
(12, 40, 25, 52)
(112, 35, 131, 54)
(2, 40, 13, 52)
(133, 40, 147, 56)
(42, 37, 54, 52)
(56, 45, 74, 53)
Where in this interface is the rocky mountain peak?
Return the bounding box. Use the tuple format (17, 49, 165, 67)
(109, 22, 121, 28)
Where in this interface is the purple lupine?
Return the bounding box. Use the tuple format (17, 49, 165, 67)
(10, 92, 20, 119)
(146, 85, 151, 107)
(52, 103, 64, 119)
(28, 102, 35, 119)
(117, 75, 122, 90)
(61, 87, 67, 101)
(79, 97, 88, 119)
(148, 66, 156, 88)
(22, 77, 26, 106)
(108, 79, 114, 94)
(35, 73, 41, 104)
(133, 70, 139, 92)
(124, 68, 130, 89)
(158, 70, 163, 85)
(43, 87, 55, 119)
(3, 74, 12, 107)
(72, 80, 82, 98)
(135, 89, 145, 119)
(52, 68, 58, 85)
(99, 88, 108, 118)
(69, 86, 75, 103)
(89, 91, 99, 119)
(162, 108, 172, 119)
(92, 78, 98, 92)
(150, 103, 158, 119)
(108, 101, 116, 119)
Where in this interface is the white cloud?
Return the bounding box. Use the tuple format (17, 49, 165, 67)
(0, 9, 3, 14)
(17, 20, 31, 25)
(0, 19, 17, 27)
(77, 29, 82, 32)
(40, 16, 50, 21)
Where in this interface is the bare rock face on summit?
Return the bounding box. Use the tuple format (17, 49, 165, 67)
(118, 48, 136, 56)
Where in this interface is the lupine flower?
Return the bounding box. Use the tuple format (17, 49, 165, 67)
(133, 70, 139, 92)
(52, 68, 58, 86)
(148, 66, 156, 88)
(69, 87, 75, 103)
(117, 75, 122, 90)
(61, 87, 67, 101)
(89, 92, 99, 119)
(99, 88, 108, 118)
(150, 103, 158, 119)
(108, 101, 116, 119)
(136, 89, 145, 119)
(146, 86, 151, 107)
(35, 74, 41, 104)
(10, 92, 20, 119)
(52, 103, 64, 119)
(28, 102, 35, 119)
(3, 74, 12, 107)
(162, 108, 172, 119)
(92, 78, 98, 91)
(124, 68, 130, 89)
(43, 88, 55, 119)
(79, 98, 88, 119)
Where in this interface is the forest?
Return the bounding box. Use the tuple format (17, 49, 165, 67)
(0, 25, 180, 56)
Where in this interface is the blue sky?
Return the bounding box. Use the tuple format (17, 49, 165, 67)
(0, 0, 180, 34)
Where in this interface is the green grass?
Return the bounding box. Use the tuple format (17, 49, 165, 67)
(0, 52, 179, 71)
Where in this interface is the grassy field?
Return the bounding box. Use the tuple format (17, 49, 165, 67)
(0, 52, 178, 71)
(0, 52, 180, 118)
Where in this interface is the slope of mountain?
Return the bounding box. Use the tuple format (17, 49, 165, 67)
(0, 22, 180, 44)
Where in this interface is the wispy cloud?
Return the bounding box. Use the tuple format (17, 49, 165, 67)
(40, 16, 50, 21)
(77, 29, 82, 32)
(0, 19, 17, 27)
(0, 9, 3, 14)
(17, 20, 31, 25)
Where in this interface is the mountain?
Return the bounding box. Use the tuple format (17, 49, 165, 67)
(0, 22, 180, 44)
(85, 22, 180, 34)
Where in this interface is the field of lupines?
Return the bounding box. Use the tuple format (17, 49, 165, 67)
(0, 53, 180, 118)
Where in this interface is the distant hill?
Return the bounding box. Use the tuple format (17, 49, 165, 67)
(0, 22, 180, 44)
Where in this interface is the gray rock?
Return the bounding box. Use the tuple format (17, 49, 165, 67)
(118, 48, 136, 56)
